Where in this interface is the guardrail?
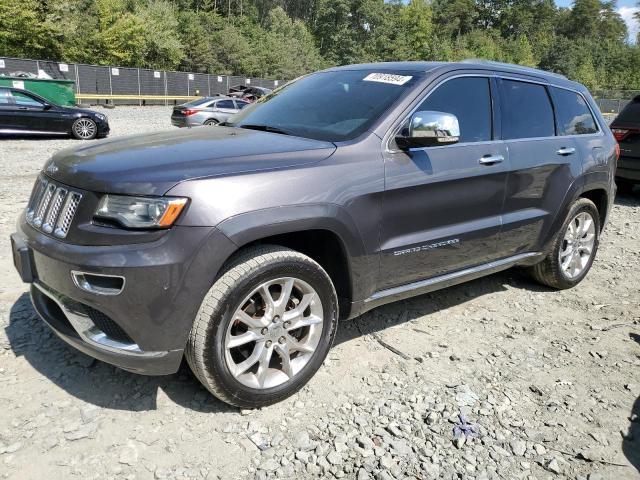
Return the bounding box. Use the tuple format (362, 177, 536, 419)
(75, 94, 202, 106)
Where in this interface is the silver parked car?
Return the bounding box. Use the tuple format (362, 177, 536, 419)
(171, 96, 249, 127)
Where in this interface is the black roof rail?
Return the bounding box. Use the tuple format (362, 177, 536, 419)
(460, 59, 567, 80)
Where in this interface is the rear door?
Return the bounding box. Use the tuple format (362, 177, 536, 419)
(549, 86, 605, 173)
(380, 75, 509, 290)
(214, 99, 238, 122)
(498, 78, 582, 256)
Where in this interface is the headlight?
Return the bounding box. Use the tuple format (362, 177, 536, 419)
(95, 195, 187, 228)
(94, 113, 106, 121)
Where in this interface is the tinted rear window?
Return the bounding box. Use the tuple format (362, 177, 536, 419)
(417, 77, 492, 143)
(551, 87, 598, 135)
(501, 80, 555, 140)
(615, 99, 640, 125)
(217, 100, 235, 109)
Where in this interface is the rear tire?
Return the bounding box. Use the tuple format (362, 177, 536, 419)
(528, 198, 600, 289)
(203, 119, 219, 126)
(186, 245, 338, 408)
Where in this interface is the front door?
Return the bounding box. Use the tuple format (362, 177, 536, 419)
(379, 76, 509, 290)
(9, 90, 66, 133)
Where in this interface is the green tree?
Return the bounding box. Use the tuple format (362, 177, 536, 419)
(0, 0, 61, 59)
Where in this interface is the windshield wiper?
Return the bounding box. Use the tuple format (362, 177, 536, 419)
(238, 124, 293, 136)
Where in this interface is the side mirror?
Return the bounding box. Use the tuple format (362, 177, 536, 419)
(396, 111, 460, 149)
(42, 103, 52, 110)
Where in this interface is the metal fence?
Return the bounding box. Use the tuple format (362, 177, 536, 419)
(593, 90, 639, 114)
(0, 56, 281, 105)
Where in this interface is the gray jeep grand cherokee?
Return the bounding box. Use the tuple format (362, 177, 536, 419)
(11, 61, 617, 408)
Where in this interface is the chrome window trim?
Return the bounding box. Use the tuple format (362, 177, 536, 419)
(384, 72, 604, 153)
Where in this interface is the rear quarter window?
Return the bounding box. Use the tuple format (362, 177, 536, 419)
(551, 87, 598, 135)
(500, 80, 555, 140)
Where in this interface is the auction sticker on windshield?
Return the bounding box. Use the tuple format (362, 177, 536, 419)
(363, 73, 412, 85)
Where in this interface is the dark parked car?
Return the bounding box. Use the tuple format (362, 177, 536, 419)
(0, 87, 109, 140)
(11, 61, 616, 408)
(610, 96, 640, 190)
(171, 96, 249, 127)
(228, 85, 272, 102)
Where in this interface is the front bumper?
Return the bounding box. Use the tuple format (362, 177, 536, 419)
(96, 121, 110, 138)
(11, 218, 237, 375)
(29, 281, 182, 374)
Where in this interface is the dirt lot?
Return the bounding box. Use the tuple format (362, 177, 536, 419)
(0, 107, 639, 480)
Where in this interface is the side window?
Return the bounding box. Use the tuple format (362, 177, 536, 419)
(12, 91, 44, 107)
(0, 88, 11, 105)
(551, 87, 598, 135)
(216, 100, 235, 109)
(235, 100, 249, 110)
(417, 77, 492, 143)
(501, 80, 555, 140)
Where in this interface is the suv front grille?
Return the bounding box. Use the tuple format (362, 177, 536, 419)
(26, 176, 82, 239)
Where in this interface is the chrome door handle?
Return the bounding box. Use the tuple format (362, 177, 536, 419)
(478, 154, 504, 165)
(557, 147, 576, 156)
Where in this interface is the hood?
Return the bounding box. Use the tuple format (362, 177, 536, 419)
(44, 127, 336, 195)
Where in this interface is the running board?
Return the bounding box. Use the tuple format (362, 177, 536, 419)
(366, 252, 543, 306)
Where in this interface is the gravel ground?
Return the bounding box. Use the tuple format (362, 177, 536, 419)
(0, 107, 639, 480)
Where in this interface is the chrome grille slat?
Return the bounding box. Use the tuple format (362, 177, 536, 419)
(26, 176, 82, 239)
(33, 183, 56, 227)
(26, 177, 47, 223)
(42, 187, 67, 233)
(54, 192, 81, 238)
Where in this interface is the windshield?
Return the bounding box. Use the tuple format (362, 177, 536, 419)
(228, 70, 422, 142)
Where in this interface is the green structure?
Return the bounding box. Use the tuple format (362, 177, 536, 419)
(0, 77, 76, 106)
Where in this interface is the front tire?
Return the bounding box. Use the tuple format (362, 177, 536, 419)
(529, 198, 600, 289)
(186, 245, 338, 408)
(71, 118, 97, 140)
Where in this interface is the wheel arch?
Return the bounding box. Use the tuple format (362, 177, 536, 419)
(539, 173, 612, 253)
(578, 187, 609, 230)
(216, 204, 372, 319)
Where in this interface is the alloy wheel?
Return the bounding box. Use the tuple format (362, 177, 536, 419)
(74, 118, 96, 139)
(224, 277, 324, 389)
(559, 211, 596, 279)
